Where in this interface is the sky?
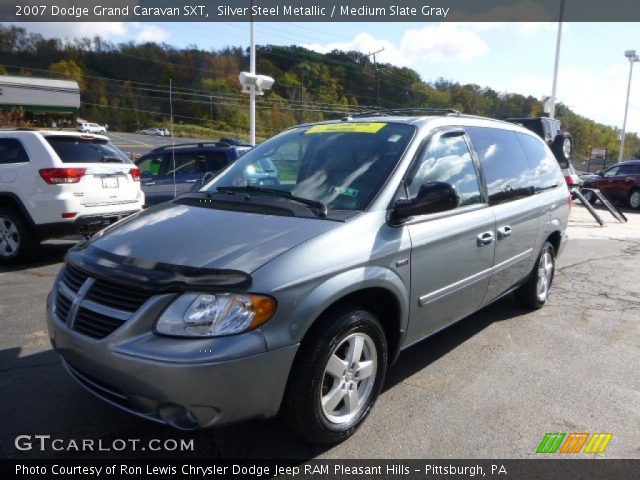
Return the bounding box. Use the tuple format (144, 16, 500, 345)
(13, 21, 640, 134)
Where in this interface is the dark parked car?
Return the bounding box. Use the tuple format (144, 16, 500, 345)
(135, 142, 252, 205)
(581, 160, 640, 209)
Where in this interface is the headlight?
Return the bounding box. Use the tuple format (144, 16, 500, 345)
(155, 293, 277, 337)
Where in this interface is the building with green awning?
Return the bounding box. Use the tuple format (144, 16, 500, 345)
(0, 75, 80, 127)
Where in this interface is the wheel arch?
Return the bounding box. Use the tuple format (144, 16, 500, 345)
(0, 193, 35, 227)
(284, 267, 409, 365)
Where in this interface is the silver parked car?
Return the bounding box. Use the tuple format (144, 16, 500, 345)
(47, 111, 570, 443)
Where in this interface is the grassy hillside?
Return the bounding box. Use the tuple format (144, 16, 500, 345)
(0, 25, 637, 160)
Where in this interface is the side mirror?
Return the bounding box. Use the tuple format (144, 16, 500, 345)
(391, 181, 460, 222)
(202, 172, 216, 185)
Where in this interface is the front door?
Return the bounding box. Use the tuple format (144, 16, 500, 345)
(404, 130, 495, 345)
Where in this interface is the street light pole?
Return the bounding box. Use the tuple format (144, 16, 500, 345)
(249, 3, 256, 146)
(620, 50, 639, 161)
(549, 0, 565, 119)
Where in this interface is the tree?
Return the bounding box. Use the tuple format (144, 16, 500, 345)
(49, 59, 85, 89)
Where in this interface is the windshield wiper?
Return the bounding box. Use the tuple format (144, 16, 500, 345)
(215, 185, 328, 217)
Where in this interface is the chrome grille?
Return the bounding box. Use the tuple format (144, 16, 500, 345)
(62, 263, 89, 292)
(56, 264, 154, 340)
(74, 307, 128, 339)
(55, 289, 72, 322)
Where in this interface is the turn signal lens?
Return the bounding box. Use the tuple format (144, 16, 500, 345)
(130, 168, 141, 182)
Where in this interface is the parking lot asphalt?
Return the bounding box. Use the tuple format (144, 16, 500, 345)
(1, 204, 639, 459)
(107, 132, 215, 159)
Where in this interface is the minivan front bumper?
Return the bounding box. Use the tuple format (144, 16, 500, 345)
(47, 295, 298, 429)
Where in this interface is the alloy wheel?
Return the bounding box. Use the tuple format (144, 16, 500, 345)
(320, 332, 377, 425)
(630, 191, 640, 209)
(536, 250, 554, 302)
(0, 215, 20, 258)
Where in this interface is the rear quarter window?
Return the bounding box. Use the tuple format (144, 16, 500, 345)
(45, 136, 131, 164)
(516, 132, 565, 192)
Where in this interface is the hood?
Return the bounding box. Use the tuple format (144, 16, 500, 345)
(89, 202, 340, 272)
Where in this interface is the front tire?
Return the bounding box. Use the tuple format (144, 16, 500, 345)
(0, 208, 39, 264)
(281, 305, 387, 444)
(514, 241, 556, 310)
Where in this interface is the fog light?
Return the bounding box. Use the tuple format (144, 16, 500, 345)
(157, 403, 198, 430)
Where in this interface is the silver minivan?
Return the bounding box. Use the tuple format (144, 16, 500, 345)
(47, 111, 570, 443)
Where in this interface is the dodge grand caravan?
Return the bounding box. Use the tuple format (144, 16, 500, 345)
(47, 111, 570, 443)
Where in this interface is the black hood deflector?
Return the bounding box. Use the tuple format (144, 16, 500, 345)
(66, 243, 252, 293)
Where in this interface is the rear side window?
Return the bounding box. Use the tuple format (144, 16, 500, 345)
(46, 137, 131, 164)
(163, 152, 199, 175)
(0, 138, 29, 164)
(516, 133, 564, 192)
(466, 127, 534, 204)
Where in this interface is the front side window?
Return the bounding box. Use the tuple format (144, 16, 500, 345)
(46, 136, 131, 164)
(203, 122, 416, 211)
(406, 133, 482, 207)
(617, 164, 638, 176)
(602, 166, 620, 177)
(0, 138, 29, 164)
(136, 154, 164, 177)
(466, 127, 534, 205)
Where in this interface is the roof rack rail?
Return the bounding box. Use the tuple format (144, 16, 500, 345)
(151, 141, 232, 151)
(344, 108, 461, 119)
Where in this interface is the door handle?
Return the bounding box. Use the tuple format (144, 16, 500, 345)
(477, 231, 494, 247)
(497, 225, 512, 239)
(186, 179, 198, 183)
(143, 182, 156, 186)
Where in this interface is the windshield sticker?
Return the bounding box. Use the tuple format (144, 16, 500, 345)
(305, 122, 387, 134)
(387, 134, 402, 143)
(331, 186, 359, 197)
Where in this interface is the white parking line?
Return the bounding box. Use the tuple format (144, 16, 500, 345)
(109, 133, 152, 147)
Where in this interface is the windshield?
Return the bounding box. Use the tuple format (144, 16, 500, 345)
(46, 136, 132, 164)
(202, 122, 415, 211)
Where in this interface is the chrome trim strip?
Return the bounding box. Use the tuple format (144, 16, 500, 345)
(418, 248, 533, 307)
(80, 298, 131, 322)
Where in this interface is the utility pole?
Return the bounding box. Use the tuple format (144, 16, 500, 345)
(549, 0, 565, 119)
(298, 63, 309, 122)
(364, 48, 384, 105)
(169, 78, 176, 198)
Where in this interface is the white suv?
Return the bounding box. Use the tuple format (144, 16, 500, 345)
(0, 130, 144, 263)
(77, 123, 107, 134)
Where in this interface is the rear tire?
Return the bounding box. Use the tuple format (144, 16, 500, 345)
(281, 304, 387, 444)
(629, 189, 640, 210)
(0, 208, 39, 264)
(514, 241, 556, 310)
